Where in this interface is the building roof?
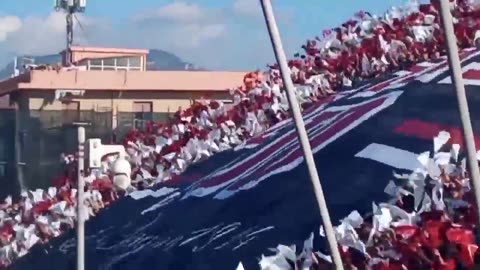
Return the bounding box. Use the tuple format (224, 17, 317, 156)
(67, 46, 150, 55)
(0, 69, 248, 96)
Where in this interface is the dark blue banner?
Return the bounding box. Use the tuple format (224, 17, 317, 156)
(13, 49, 480, 270)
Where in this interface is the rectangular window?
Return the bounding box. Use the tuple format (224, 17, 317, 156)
(62, 101, 80, 110)
(62, 101, 80, 124)
(152, 112, 172, 123)
(89, 59, 102, 66)
(133, 101, 153, 120)
(128, 56, 141, 68)
(133, 101, 152, 129)
(116, 57, 129, 67)
(103, 58, 115, 66)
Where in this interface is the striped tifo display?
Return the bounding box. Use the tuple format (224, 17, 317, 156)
(12, 49, 480, 270)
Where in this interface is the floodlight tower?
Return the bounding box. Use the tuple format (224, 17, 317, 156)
(54, 0, 86, 66)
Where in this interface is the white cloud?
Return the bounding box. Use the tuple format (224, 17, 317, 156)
(134, 2, 209, 24)
(172, 23, 226, 47)
(0, 12, 109, 59)
(233, 0, 262, 18)
(0, 12, 67, 56)
(131, 2, 227, 49)
(0, 1, 285, 70)
(0, 16, 22, 42)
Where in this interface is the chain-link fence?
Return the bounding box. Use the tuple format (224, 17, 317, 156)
(115, 112, 172, 141)
(0, 109, 174, 199)
(0, 109, 16, 200)
(0, 109, 113, 199)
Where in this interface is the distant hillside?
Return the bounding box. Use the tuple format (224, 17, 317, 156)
(146, 49, 195, 70)
(0, 49, 197, 80)
(0, 54, 61, 80)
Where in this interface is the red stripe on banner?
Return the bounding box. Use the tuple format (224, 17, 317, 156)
(248, 136, 265, 145)
(168, 172, 206, 186)
(369, 79, 396, 91)
(394, 119, 480, 148)
(463, 69, 480, 80)
(409, 65, 427, 73)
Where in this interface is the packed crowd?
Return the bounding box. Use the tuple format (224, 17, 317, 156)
(123, 0, 480, 187)
(2, 0, 480, 268)
(0, 156, 117, 267)
(258, 131, 480, 270)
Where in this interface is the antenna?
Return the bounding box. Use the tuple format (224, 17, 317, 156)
(74, 14, 89, 45)
(54, 0, 87, 66)
(12, 57, 18, 77)
(11, 57, 20, 78)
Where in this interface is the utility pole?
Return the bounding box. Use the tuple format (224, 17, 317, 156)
(438, 0, 480, 224)
(13, 109, 25, 195)
(77, 126, 85, 270)
(259, 0, 344, 269)
(66, 11, 74, 66)
(54, 0, 87, 66)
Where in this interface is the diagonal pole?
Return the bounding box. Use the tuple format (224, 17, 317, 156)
(77, 126, 85, 270)
(438, 0, 480, 224)
(259, 0, 344, 269)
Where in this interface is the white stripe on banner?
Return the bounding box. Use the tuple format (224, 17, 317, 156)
(416, 61, 438, 67)
(438, 62, 480, 84)
(416, 50, 480, 83)
(350, 91, 377, 99)
(355, 143, 421, 171)
(393, 70, 412, 77)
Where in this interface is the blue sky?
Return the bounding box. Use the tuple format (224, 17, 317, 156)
(0, 0, 412, 70)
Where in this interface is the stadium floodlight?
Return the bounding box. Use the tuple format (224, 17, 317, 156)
(259, 0, 344, 269)
(438, 0, 480, 226)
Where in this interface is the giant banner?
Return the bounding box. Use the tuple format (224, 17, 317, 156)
(13, 49, 480, 270)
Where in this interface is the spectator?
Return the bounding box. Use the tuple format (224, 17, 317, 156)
(4, 0, 480, 268)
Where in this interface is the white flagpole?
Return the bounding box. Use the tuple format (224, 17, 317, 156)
(438, 0, 480, 224)
(77, 126, 85, 270)
(259, 0, 344, 269)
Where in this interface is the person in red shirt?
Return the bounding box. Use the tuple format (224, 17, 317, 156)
(0, 221, 14, 245)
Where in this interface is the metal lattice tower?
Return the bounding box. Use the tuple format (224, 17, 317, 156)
(54, 0, 87, 66)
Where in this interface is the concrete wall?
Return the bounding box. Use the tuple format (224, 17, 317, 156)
(21, 70, 246, 92)
(25, 90, 231, 111)
(71, 52, 146, 65)
(22, 89, 232, 128)
(4, 88, 234, 192)
(65, 46, 149, 70)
